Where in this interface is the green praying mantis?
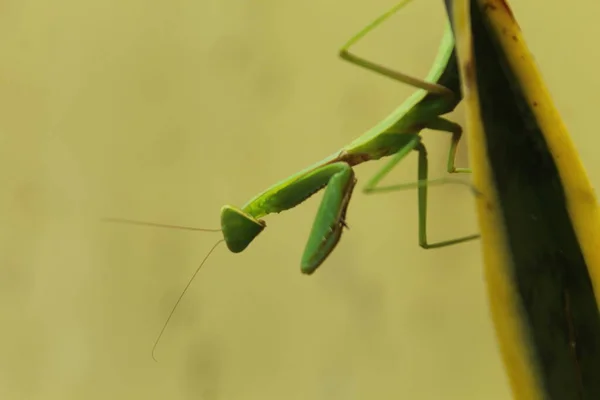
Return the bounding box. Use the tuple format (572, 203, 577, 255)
(108, 0, 479, 275)
(219, 13, 480, 275)
(106, 0, 481, 358)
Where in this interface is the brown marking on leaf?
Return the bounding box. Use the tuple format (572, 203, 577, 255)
(532, 101, 538, 107)
(482, 1, 519, 29)
(482, 2, 497, 11)
(496, 0, 515, 20)
(463, 60, 476, 91)
(511, 35, 518, 42)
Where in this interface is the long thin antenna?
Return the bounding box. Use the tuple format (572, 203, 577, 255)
(102, 216, 224, 359)
(101, 217, 221, 232)
(151, 239, 224, 362)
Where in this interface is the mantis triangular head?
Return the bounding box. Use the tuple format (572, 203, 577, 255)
(220, 205, 266, 253)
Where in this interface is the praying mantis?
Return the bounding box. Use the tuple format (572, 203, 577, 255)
(108, 0, 479, 276)
(106, 0, 600, 396)
(105, 1, 480, 358)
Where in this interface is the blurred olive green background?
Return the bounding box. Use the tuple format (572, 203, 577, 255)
(1, 0, 599, 399)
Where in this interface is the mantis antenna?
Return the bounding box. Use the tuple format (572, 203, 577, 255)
(151, 238, 224, 361)
(101, 217, 223, 361)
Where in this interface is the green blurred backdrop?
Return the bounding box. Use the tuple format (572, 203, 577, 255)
(1, 0, 599, 399)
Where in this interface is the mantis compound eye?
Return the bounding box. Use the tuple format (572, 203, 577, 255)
(220, 205, 266, 253)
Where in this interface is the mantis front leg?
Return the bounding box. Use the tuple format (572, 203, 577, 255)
(221, 161, 358, 274)
(301, 162, 356, 274)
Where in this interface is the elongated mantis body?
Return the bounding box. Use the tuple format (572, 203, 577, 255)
(446, 0, 600, 398)
(219, 2, 479, 274)
(107, 1, 480, 358)
(110, 1, 478, 276)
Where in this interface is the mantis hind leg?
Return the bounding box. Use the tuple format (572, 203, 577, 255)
(339, 0, 452, 95)
(363, 136, 479, 249)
